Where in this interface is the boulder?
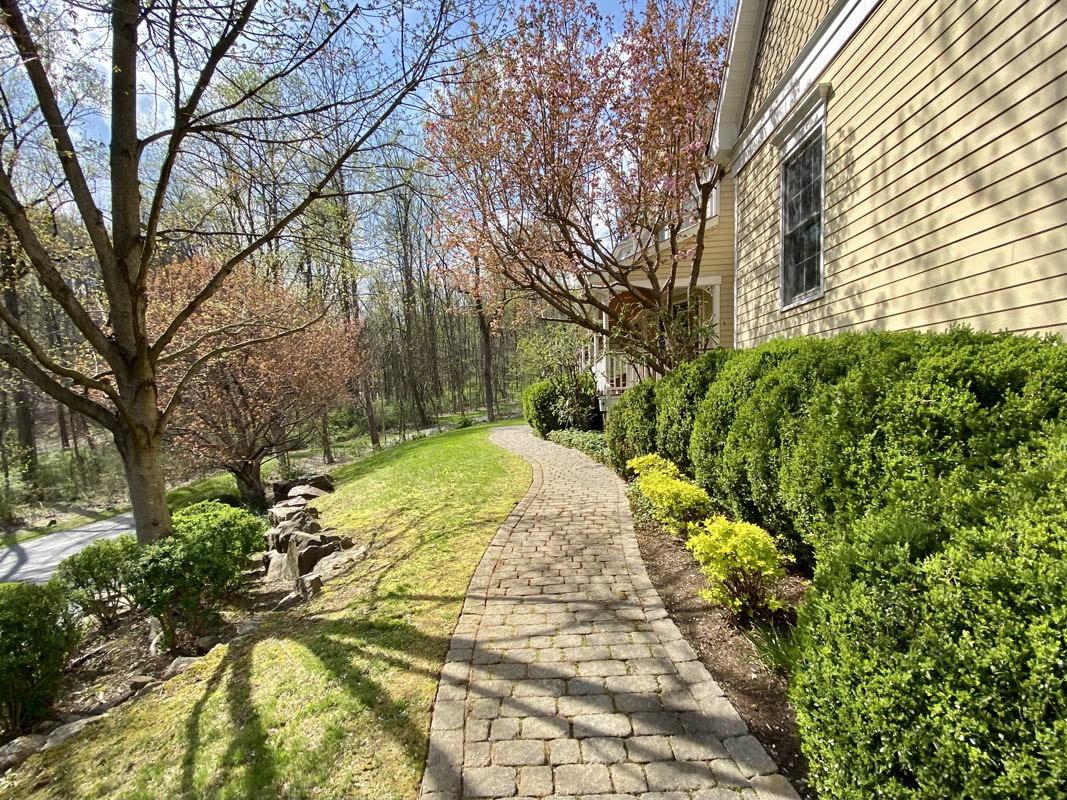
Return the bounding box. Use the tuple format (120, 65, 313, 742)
(265, 551, 288, 582)
(129, 675, 157, 691)
(287, 484, 329, 501)
(273, 496, 308, 509)
(285, 538, 340, 579)
(194, 635, 219, 654)
(269, 504, 320, 526)
(312, 546, 366, 579)
(162, 656, 200, 680)
(237, 618, 261, 636)
(295, 573, 323, 600)
(272, 474, 333, 501)
(147, 616, 165, 656)
(273, 592, 303, 612)
(0, 734, 45, 773)
(41, 716, 106, 751)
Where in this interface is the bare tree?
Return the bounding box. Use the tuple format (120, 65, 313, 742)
(0, 0, 458, 542)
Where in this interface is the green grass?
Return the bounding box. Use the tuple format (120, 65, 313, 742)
(0, 423, 531, 800)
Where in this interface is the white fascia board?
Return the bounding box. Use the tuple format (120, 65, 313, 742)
(730, 0, 882, 176)
(710, 0, 768, 163)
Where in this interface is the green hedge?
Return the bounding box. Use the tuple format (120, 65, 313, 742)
(605, 329, 1067, 797)
(522, 374, 597, 437)
(547, 429, 610, 464)
(792, 424, 1067, 798)
(0, 581, 80, 734)
(604, 379, 657, 474)
(654, 349, 734, 474)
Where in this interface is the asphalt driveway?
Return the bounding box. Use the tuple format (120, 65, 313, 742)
(1, 512, 136, 584)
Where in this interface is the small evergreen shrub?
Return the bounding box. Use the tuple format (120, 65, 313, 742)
(523, 379, 562, 437)
(547, 429, 610, 464)
(791, 425, 1067, 799)
(654, 349, 734, 474)
(633, 468, 712, 535)
(604, 380, 657, 474)
(685, 516, 787, 619)
(54, 534, 139, 626)
(522, 374, 597, 437)
(453, 414, 474, 429)
(173, 500, 265, 561)
(626, 453, 680, 478)
(0, 581, 81, 734)
(127, 502, 264, 646)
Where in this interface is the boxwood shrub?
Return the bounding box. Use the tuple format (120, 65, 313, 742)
(54, 534, 139, 626)
(546, 429, 610, 465)
(522, 374, 597, 437)
(604, 379, 657, 474)
(690, 338, 811, 508)
(0, 581, 81, 734)
(127, 502, 265, 646)
(791, 424, 1067, 799)
(653, 349, 734, 474)
(779, 329, 1067, 549)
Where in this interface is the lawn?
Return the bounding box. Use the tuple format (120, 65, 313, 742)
(0, 423, 531, 800)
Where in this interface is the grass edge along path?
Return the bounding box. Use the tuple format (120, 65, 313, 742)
(0, 423, 531, 800)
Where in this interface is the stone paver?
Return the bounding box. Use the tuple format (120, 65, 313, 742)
(419, 426, 799, 800)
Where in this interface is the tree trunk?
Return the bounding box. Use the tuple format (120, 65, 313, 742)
(320, 411, 334, 464)
(13, 385, 36, 481)
(232, 459, 267, 511)
(362, 382, 379, 447)
(116, 427, 172, 546)
(475, 295, 495, 422)
(57, 403, 70, 449)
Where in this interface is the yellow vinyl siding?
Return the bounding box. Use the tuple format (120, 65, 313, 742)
(733, 0, 1067, 347)
(648, 177, 738, 349)
(741, 0, 835, 130)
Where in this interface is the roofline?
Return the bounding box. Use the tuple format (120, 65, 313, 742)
(709, 0, 767, 164)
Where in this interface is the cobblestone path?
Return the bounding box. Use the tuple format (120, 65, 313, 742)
(419, 426, 799, 800)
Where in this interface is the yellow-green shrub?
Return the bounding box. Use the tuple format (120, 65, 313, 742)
(626, 453, 680, 478)
(639, 472, 712, 534)
(686, 516, 787, 618)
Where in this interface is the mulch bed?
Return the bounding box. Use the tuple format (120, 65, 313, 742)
(633, 517, 816, 799)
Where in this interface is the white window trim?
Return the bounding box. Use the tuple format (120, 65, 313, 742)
(777, 85, 829, 312)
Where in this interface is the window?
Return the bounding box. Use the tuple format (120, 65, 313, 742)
(781, 134, 824, 306)
(773, 82, 830, 310)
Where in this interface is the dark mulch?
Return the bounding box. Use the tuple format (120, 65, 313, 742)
(633, 517, 816, 799)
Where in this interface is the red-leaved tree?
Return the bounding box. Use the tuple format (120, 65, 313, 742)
(427, 0, 728, 373)
(150, 259, 362, 510)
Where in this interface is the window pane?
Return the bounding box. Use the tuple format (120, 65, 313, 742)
(782, 133, 824, 305)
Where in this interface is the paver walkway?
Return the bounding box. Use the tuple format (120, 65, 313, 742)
(420, 426, 799, 800)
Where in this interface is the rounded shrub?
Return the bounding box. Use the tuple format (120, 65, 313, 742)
(654, 349, 734, 474)
(547, 429, 610, 464)
(791, 425, 1067, 799)
(522, 374, 597, 437)
(54, 534, 139, 626)
(0, 581, 81, 734)
(685, 516, 788, 620)
(780, 329, 1067, 549)
(629, 457, 712, 535)
(719, 332, 925, 563)
(127, 502, 264, 647)
(173, 500, 265, 560)
(523, 379, 562, 437)
(604, 380, 657, 474)
(690, 338, 810, 506)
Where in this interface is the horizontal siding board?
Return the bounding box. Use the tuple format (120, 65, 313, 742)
(732, 0, 1067, 346)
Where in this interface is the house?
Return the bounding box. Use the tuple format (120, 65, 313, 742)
(584, 176, 738, 409)
(710, 0, 1067, 348)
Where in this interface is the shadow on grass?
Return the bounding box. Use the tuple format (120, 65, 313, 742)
(177, 609, 456, 800)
